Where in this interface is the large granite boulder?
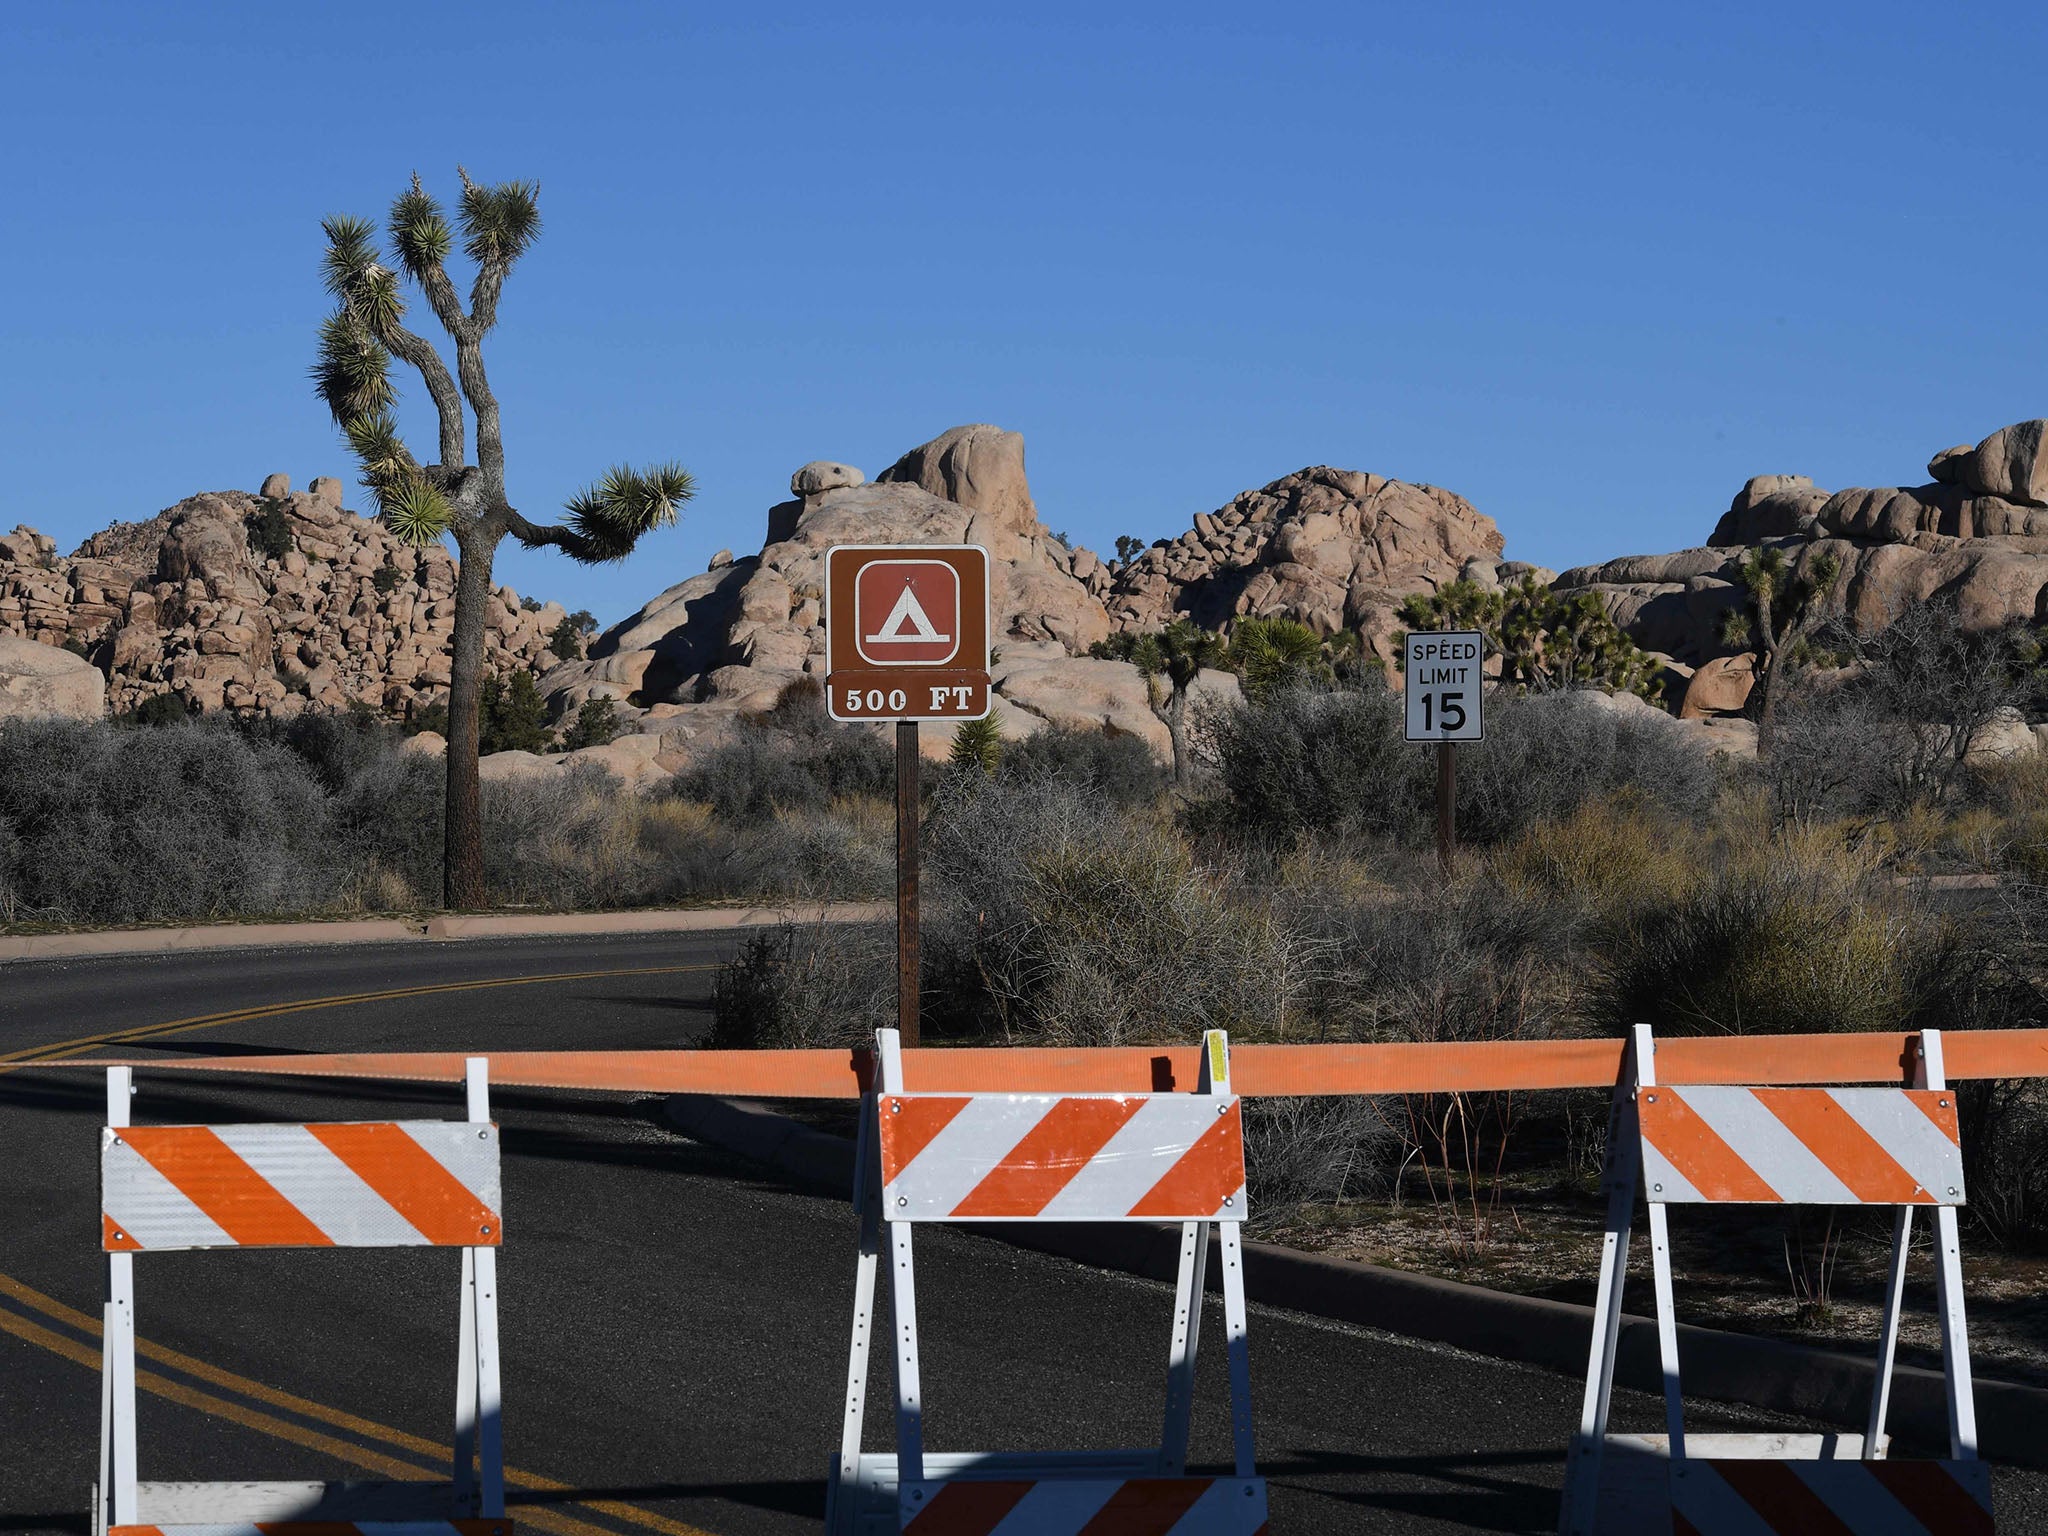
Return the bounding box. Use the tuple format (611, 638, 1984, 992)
(0, 636, 105, 720)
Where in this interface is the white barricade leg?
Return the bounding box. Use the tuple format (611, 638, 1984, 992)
(1919, 1030, 1980, 1461)
(1866, 1207, 1911, 1457)
(890, 1220, 924, 1485)
(104, 1068, 139, 1530)
(455, 1245, 478, 1512)
(1219, 1220, 1256, 1478)
(831, 1096, 883, 1527)
(1559, 1037, 1642, 1535)
(1636, 1027, 1685, 1462)
(1159, 1219, 1210, 1474)
(464, 1059, 506, 1520)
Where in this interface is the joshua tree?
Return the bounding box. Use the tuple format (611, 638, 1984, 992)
(1722, 545, 1842, 731)
(1399, 577, 1663, 699)
(1228, 616, 1340, 701)
(949, 713, 1003, 774)
(1094, 619, 1228, 783)
(313, 169, 693, 907)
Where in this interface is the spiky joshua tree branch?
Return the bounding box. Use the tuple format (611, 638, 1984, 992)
(314, 169, 694, 909)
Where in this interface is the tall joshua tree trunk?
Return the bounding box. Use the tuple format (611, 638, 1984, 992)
(445, 527, 496, 901)
(314, 169, 693, 909)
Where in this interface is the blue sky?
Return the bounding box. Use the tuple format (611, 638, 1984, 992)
(3, 3, 2043, 623)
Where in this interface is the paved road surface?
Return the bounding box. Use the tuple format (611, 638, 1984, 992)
(1, 935, 2042, 1533)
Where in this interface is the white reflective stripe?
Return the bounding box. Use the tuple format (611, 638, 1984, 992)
(1683, 1090, 1858, 1205)
(890, 1097, 1043, 1216)
(403, 1121, 502, 1210)
(1037, 1099, 1211, 1221)
(1785, 1461, 1940, 1533)
(1668, 1464, 1791, 1536)
(1640, 1142, 1706, 1204)
(101, 1135, 232, 1251)
(1173, 1476, 1266, 1532)
(986, 1480, 1120, 1533)
(1831, 1091, 1966, 1204)
(210, 1125, 422, 1247)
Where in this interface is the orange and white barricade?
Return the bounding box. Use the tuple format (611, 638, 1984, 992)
(94, 1058, 509, 1536)
(827, 1028, 1267, 1535)
(1559, 1025, 1991, 1535)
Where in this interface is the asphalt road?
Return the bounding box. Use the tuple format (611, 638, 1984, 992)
(2, 934, 2044, 1534)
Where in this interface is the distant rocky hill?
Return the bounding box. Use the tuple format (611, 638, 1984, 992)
(531, 424, 1511, 767)
(0, 474, 566, 718)
(9, 415, 2048, 773)
(1554, 417, 2048, 735)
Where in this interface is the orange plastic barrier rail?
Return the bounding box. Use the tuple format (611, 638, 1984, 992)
(56, 1027, 2048, 1096)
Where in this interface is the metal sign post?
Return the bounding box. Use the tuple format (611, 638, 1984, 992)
(827, 544, 992, 1049)
(1404, 629, 1484, 879)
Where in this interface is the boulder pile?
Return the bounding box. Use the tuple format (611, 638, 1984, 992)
(1558, 418, 2048, 673)
(1104, 466, 1521, 663)
(0, 474, 566, 719)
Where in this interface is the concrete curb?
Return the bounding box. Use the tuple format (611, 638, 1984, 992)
(663, 1094, 2048, 1469)
(0, 903, 890, 963)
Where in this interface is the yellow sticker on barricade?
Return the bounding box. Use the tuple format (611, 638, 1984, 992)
(1208, 1033, 1228, 1089)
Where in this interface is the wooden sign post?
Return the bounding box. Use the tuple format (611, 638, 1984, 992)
(826, 545, 992, 1046)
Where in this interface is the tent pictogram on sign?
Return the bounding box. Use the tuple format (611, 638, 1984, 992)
(853, 560, 961, 667)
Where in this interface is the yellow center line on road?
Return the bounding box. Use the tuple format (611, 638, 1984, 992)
(0, 1273, 718, 1536)
(0, 963, 721, 1069)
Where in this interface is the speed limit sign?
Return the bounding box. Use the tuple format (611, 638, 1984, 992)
(1404, 630, 1484, 742)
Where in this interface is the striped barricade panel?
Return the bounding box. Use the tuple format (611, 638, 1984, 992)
(901, 1478, 1267, 1534)
(878, 1093, 1245, 1222)
(1670, 1457, 1992, 1535)
(101, 1122, 502, 1251)
(1638, 1088, 1963, 1206)
(111, 1524, 510, 1535)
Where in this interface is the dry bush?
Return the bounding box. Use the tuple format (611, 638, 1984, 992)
(925, 774, 1330, 1045)
(1594, 825, 1945, 1036)
(708, 918, 897, 1050)
(1242, 1096, 1395, 1231)
(1486, 796, 1707, 924)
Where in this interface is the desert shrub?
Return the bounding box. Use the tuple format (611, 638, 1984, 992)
(1595, 827, 1947, 1036)
(247, 499, 294, 560)
(1207, 683, 1428, 845)
(0, 717, 336, 923)
(1452, 691, 1717, 844)
(478, 672, 550, 754)
(708, 920, 897, 1050)
(1487, 797, 1709, 925)
(372, 565, 401, 594)
(948, 714, 1003, 775)
(1209, 683, 1714, 850)
(1962, 1078, 2048, 1251)
(998, 724, 1164, 806)
(562, 695, 620, 750)
(1241, 1096, 1395, 1231)
(923, 774, 1322, 1045)
(673, 720, 893, 822)
(123, 691, 193, 727)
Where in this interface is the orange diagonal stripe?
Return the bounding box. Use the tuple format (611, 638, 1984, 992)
(1872, 1463, 1993, 1536)
(951, 1098, 1145, 1218)
(118, 1127, 331, 1247)
(1639, 1092, 1779, 1202)
(880, 1096, 971, 1185)
(1078, 1479, 1211, 1535)
(1709, 1459, 1856, 1535)
(308, 1123, 500, 1246)
(1759, 1090, 1927, 1204)
(904, 1480, 1033, 1534)
(1913, 1091, 1962, 1144)
(1129, 1106, 1245, 1218)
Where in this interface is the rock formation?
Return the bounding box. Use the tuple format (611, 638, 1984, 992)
(1102, 466, 1514, 663)
(0, 475, 566, 720)
(1557, 418, 2048, 678)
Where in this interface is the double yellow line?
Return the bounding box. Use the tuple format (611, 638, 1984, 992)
(0, 964, 717, 1069)
(0, 1273, 713, 1536)
(0, 960, 728, 1533)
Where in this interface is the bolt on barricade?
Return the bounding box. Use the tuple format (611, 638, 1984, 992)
(1559, 1025, 1991, 1536)
(827, 1028, 1267, 1535)
(94, 1058, 509, 1536)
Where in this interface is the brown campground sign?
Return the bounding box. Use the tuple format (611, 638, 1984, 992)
(825, 544, 991, 722)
